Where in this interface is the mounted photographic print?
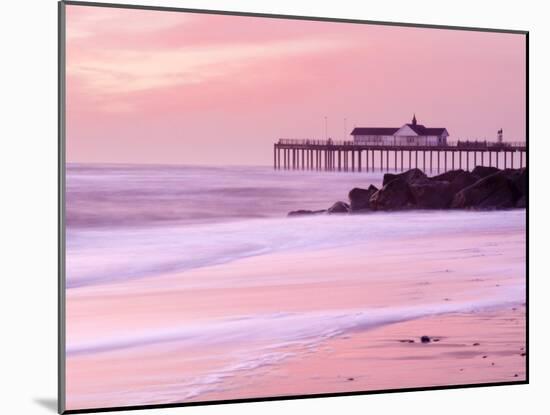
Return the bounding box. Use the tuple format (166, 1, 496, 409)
(58, 1, 528, 413)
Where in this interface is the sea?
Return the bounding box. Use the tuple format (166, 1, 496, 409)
(64, 164, 527, 408)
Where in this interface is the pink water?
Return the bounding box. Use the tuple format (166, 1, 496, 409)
(65, 165, 526, 410)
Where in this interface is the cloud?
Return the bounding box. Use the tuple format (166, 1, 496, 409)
(70, 38, 350, 96)
(66, 5, 192, 41)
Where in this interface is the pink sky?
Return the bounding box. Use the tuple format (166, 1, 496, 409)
(65, 5, 526, 166)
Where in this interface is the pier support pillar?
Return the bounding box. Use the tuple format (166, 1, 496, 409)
(422, 150, 426, 173)
(343, 151, 347, 172)
(288, 149, 291, 170)
(520, 151, 523, 168)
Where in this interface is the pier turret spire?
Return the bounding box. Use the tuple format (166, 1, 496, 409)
(412, 114, 417, 126)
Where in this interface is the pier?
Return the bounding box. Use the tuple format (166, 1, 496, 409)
(273, 139, 527, 173)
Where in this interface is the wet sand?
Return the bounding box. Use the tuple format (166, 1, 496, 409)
(198, 306, 526, 402)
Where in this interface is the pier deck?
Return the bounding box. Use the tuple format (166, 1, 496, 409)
(273, 139, 527, 173)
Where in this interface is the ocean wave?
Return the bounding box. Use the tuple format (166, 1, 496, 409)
(67, 285, 524, 357)
(66, 210, 525, 289)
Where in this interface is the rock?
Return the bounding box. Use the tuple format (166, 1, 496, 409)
(286, 167, 527, 217)
(420, 335, 431, 343)
(383, 168, 427, 187)
(505, 168, 527, 196)
(327, 201, 350, 214)
(369, 178, 416, 211)
(515, 195, 526, 208)
(287, 209, 326, 217)
(434, 169, 477, 194)
(451, 171, 522, 209)
(473, 343, 480, 346)
(450, 171, 478, 193)
(409, 179, 454, 209)
(471, 165, 500, 179)
(431, 169, 468, 182)
(348, 185, 378, 211)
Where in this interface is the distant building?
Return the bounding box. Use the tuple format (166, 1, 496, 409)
(351, 115, 449, 146)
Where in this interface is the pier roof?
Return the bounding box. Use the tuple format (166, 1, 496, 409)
(406, 124, 447, 136)
(350, 127, 399, 136)
(351, 125, 447, 136)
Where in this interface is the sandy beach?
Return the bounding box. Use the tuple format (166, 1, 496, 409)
(65, 206, 526, 410)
